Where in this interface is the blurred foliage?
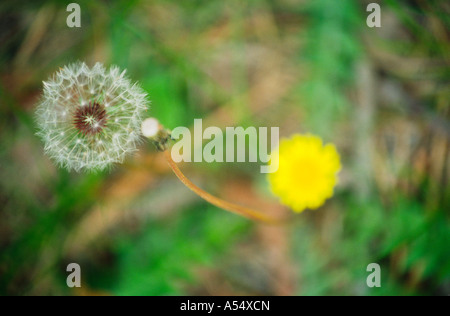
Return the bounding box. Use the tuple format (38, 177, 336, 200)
(110, 208, 249, 295)
(0, 0, 449, 296)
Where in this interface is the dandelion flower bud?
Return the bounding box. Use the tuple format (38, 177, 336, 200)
(35, 62, 149, 172)
(141, 117, 160, 138)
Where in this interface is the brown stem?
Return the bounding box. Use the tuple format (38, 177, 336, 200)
(163, 150, 280, 224)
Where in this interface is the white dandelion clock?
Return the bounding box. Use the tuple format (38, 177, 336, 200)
(35, 62, 149, 171)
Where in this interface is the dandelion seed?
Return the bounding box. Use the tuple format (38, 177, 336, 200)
(35, 62, 150, 172)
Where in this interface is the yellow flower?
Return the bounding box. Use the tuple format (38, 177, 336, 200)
(268, 134, 341, 213)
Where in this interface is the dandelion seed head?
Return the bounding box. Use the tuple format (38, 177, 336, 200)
(35, 62, 150, 172)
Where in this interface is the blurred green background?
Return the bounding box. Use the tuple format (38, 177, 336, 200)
(0, 0, 449, 295)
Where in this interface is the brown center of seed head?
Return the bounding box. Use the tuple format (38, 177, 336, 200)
(73, 101, 107, 136)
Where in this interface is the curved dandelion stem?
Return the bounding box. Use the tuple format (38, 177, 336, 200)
(163, 150, 280, 224)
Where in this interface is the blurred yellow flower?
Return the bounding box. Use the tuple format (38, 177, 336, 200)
(268, 134, 341, 213)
